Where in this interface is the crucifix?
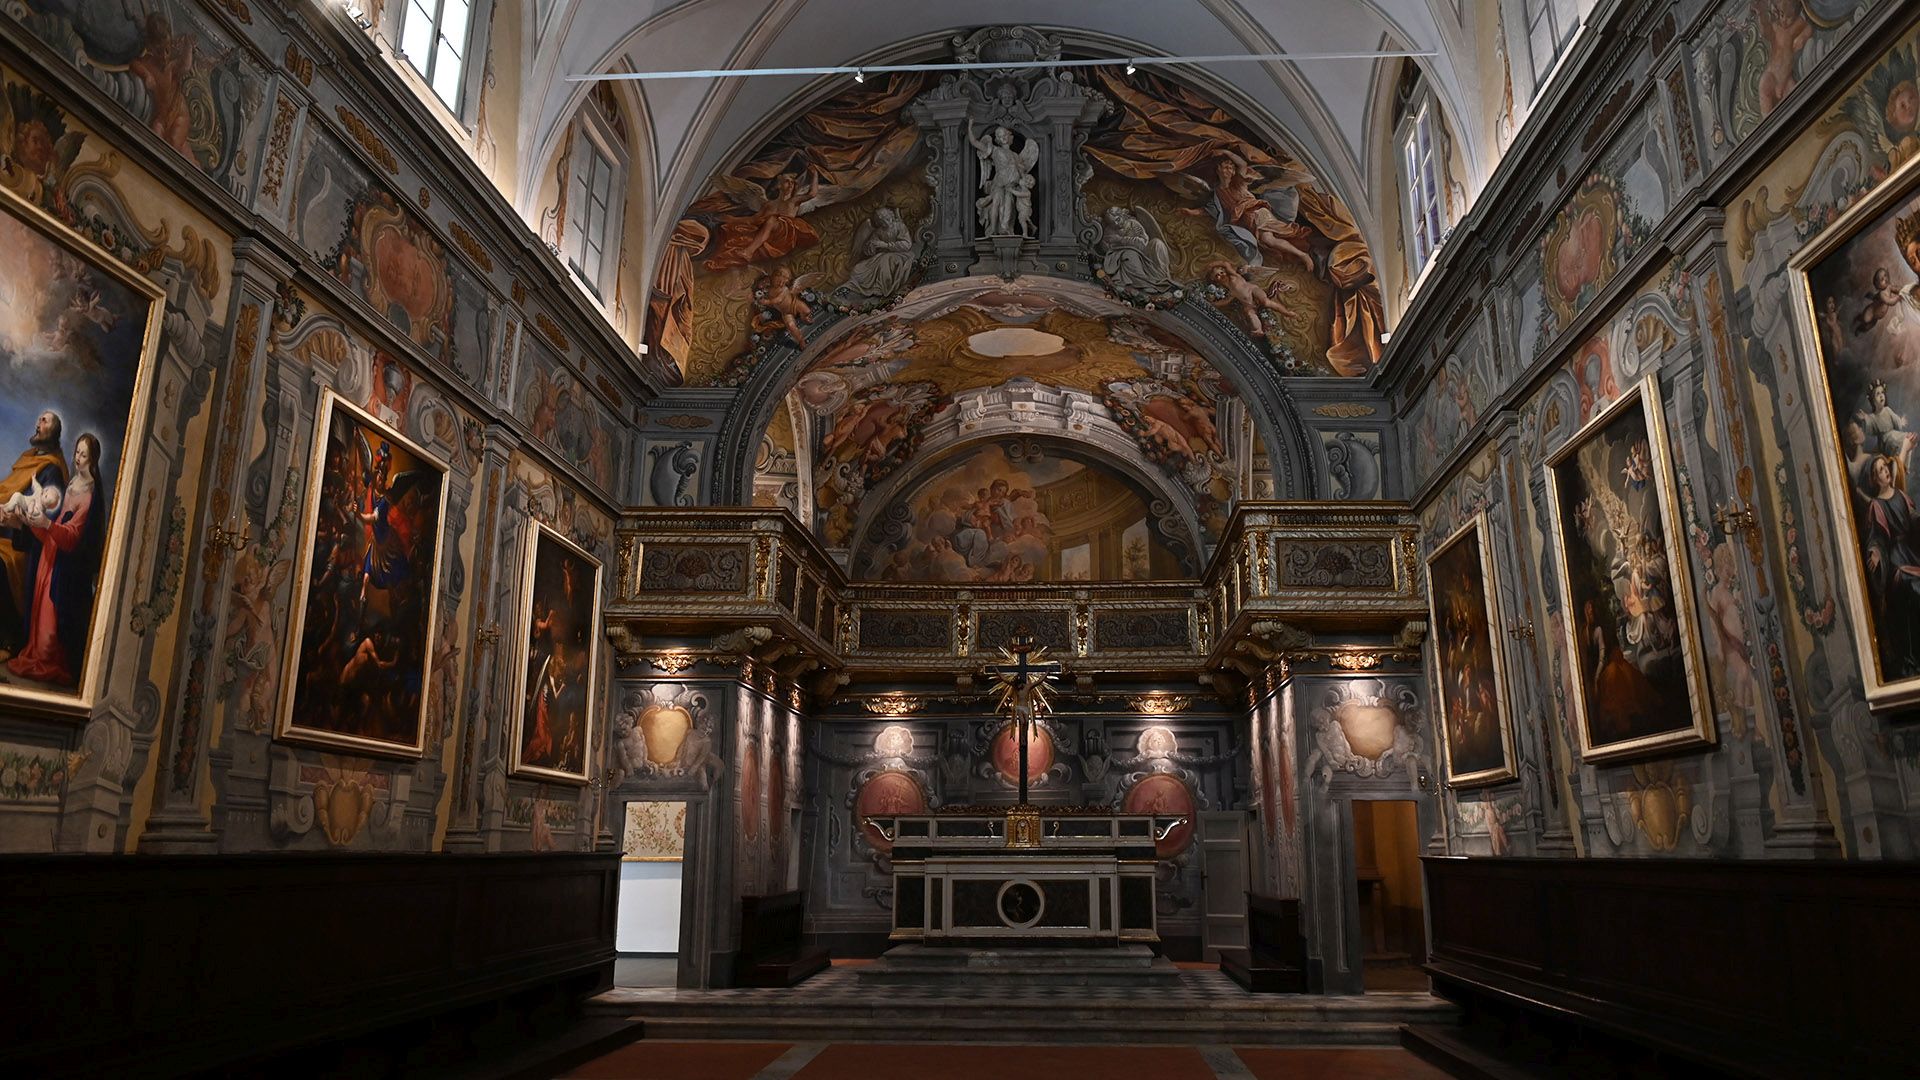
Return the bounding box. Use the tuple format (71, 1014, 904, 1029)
(983, 627, 1063, 806)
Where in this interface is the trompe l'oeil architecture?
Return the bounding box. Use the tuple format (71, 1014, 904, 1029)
(0, 2, 1915, 1077)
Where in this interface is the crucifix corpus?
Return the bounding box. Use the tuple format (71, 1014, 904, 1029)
(983, 627, 1063, 807)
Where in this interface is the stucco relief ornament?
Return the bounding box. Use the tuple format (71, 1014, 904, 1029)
(1095, 206, 1183, 305)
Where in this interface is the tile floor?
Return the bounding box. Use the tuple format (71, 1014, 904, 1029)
(562, 1042, 1453, 1080)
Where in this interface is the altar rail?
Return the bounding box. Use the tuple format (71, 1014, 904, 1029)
(608, 503, 1425, 685)
(1422, 855, 1920, 1078)
(0, 852, 619, 1078)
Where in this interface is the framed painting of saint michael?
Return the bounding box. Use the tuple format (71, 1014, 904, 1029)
(1545, 375, 1714, 762)
(509, 520, 602, 783)
(0, 185, 162, 713)
(278, 389, 448, 756)
(1425, 511, 1517, 786)
(1791, 154, 1920, 711)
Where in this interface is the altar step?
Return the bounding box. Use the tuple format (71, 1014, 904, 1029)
(589, 968, 1459, 1046)
(854, 944, 1183, 987)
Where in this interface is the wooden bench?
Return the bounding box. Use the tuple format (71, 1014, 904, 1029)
(733, 891, 830, 988)
(1219, 892, 1308, 993)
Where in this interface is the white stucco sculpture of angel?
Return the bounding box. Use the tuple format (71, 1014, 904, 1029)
(969, 120, 1038, 237)
(1098, 206, 1177, 298)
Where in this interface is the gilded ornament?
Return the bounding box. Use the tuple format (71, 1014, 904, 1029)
(1128, 693, 1192, 714)
(335, 106, 399, 175)
(1328, 652, 1383, 671)
(1313, 402, 1377, 418)
(450, 220, 495, 273)
(863, 695, 926, 716)
(535, 312, 570, 352)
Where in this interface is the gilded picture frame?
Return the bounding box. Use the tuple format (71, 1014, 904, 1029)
(1787, 152, 1920, 712)
(1424, 510, 1518, 786)
(507, 518, 603, 784)
(277, 388, 450, 757)
(0, 183, 164, 715)
(1544, 375, 1715, 762)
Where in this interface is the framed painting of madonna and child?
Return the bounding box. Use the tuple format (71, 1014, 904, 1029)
(0, 184, 163, 714)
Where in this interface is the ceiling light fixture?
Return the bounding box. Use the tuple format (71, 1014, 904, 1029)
(567, 50, 1437, 83)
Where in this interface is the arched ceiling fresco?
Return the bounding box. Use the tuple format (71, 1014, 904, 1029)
(648, 54, 1386, 387)
(753, 280, 1261, 567)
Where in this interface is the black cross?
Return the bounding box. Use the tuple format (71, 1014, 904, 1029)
(983, 630, 1062, 805)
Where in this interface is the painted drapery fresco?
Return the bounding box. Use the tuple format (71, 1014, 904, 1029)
(852, 441, 1183, 583)
(650, 73, 930, 385)
(0, 186, 159, 709)
(1425, 513, 1516, 786)
(280, 391, 448, 757)
(1083, 68, 1384, 377)
(510, 520, 601, 783)
(1546, 378, 1714, 762)
(1793, 157, 1920, 707)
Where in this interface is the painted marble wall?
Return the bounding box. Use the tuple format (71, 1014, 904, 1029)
(0, 0, 650, 857)
(1394, 0, 1919, 859)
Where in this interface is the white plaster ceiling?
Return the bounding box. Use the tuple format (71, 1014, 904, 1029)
(517, 0, 1482, 286)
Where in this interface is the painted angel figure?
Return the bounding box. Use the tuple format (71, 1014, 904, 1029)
(1098, 206, 1176, 296)
(968, 121, 1038, 237)
(700, 169, 826, 272)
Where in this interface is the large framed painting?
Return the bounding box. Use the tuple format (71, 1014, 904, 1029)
(0, 185, 163, 713)
(278, 389, 449, 756)
(1790, 154, 1920, 711)
(1545, 375, 1714, 762)
(508, 519, 602, 783)
(1425, 511, 1517, 786)
(621, 800, 686, 862)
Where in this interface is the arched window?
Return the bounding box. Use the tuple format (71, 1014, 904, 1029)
(1394, 64, 1447, 281)
(563, 85, 630, 302)
(1504, 0, 1582, 102)
(398, 0, 485, 114)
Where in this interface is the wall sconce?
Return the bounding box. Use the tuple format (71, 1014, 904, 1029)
(208, 520, 251, 552)
(1712, 501, 1758, 535)
(1506, 622, 1534, 642)
(475, 623, 503, 646)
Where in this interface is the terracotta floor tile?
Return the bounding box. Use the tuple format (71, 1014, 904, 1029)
(1232, 1046, 1453, 1080)
(561, 1040, 793, 1080)
(793, 1044, 1216, 1080)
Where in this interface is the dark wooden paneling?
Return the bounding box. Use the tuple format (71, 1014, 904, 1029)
(1423, 856, 1920, 1077)
(1, 852, 619, 1078)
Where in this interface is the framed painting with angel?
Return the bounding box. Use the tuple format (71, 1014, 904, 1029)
(509, 519, 602, 783)
(1544, 375, 1714, 762)
(1792, 155, 1920, 710)
(0, 184, 162, 712)
(1425, 511, 1517, 786)
(278, 389, 448, 756)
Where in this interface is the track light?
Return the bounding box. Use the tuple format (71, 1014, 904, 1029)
(1125, 61, 1137, 75)
(853, 69, 865, 83)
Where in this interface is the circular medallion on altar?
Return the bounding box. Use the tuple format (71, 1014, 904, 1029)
(1123, 773, 1197, 857)
(991, 721, 1053, 784)
(854, 770, 926, 853)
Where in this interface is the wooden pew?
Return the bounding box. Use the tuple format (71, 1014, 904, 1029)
(733, 890, 830, 987)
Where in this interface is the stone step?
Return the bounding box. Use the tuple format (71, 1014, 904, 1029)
(623, 1014, 1417, 1046)
(855, 964, 1184, 988)
(861, 944, 1163, 969)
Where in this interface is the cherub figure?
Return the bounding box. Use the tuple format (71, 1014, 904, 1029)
(1756, 0, 1813, 114)
(1205, 261, 1296, 338)
(1855, 267, 1905, 337)
(747, 266, 821, 348)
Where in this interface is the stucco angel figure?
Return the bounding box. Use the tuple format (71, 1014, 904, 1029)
(844, 207, 917, 298)
(969, 121, 1038, 237)
(1098, 206, 1176, 297)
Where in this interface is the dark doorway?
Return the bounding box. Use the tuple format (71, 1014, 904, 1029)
(1351, 798, 1428, 993)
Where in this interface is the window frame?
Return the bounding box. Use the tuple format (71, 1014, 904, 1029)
(1397, 93, 1446, 278)
(391, 0, 493, 124)
(1503, 0, 1582, 104)
(561, 104, 629, 305)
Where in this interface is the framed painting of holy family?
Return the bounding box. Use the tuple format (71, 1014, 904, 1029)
(0, 184, 163, 714)
(1790, 154, 1920, 712)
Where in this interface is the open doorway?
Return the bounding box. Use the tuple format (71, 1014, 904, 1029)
(1351, 799, 1427, 993)
(614, 799, 686, 987)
